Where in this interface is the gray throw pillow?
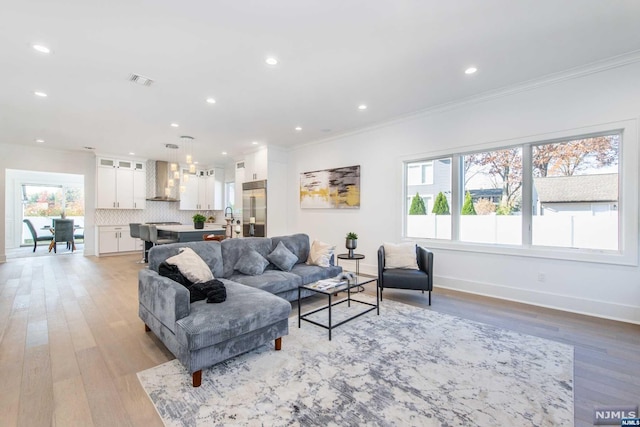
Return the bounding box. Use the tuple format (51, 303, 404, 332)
(267, 241, 298, 272)
(234, 249, 270, 276)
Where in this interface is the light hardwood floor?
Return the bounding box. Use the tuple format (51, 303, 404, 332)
(0, 253, 638, 426)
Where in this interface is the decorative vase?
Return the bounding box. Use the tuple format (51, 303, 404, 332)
(345, 238, 357, 257)
(194, 221, 204, 229)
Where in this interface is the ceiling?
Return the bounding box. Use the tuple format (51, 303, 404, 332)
(2, 0, 640, 167)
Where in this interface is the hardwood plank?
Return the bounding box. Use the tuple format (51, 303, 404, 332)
(52, 376, 95, 427)
(61, 300, 97, 352)
(76, 347, 132, 427)
(17, 344, 54, 427)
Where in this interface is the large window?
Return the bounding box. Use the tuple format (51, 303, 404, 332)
(21, 183, 85, 244)
(406, 157, 451, 240)
(404, 131, 623, 255)
(532, 135, 619, 250)
(461, 148, 522, 245)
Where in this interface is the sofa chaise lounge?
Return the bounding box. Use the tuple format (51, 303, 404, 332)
(138, 233, 342, 386)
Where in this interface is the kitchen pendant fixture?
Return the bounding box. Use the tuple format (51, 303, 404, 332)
(181, 135, 194, 165)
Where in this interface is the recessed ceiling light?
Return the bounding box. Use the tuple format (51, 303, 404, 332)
(34, 91, 47, 97)
(32, 44, 50, 54)
(222, 151, 227, 155)
(358, 104, 367, 110)
(170, 123, 179, 127)
(194, 161, 199, 165)
(35, 139, 45, 143)
(129, 152, 135, 155)
(265, 57, 278, 66)
(252, 141, 259, 145)
(206, 98, 216, 104)
(295, 126, 302, 131)
(465, 66, 478, 75)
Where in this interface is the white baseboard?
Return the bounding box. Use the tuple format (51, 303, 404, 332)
(435, 275, 640, 325)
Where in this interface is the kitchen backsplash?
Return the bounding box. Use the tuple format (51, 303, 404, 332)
(94, 204, 224, 226)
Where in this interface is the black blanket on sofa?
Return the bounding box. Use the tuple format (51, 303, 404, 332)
(158, 262, 226, 303)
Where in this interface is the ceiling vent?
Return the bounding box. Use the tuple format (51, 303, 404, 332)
(128, 73, 154, 86)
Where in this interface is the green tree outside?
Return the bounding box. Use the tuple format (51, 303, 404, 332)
(432, 191, 450, 215)
(409, 193, 426, 215)
(461, 191, 477, 215)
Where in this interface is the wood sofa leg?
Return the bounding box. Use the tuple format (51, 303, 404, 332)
(275, 337, 282, 351)
(144, 324, 151, 332)
(192, 370, 202, 387)
(429, 291, 431, 306)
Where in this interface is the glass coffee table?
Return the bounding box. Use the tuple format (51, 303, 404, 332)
(298, 275, 379, 340)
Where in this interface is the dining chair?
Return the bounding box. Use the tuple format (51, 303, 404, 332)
(23, 219, 54, 252)
(52, 219, 75, 253)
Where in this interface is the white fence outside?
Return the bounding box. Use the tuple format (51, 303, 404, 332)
(407, 215, 617, 250)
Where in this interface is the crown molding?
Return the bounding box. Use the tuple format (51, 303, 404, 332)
(293, 50, 640, 151)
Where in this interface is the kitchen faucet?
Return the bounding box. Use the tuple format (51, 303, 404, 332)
(224, 206, 233, 219)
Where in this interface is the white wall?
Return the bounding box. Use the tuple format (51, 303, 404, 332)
(287, 61, 640, 324)
(0, 143, 97, 260)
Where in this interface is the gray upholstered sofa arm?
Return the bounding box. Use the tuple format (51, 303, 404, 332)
(139, 269, 190, 328)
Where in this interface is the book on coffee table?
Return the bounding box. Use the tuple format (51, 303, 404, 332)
(312, 278, 346, 290)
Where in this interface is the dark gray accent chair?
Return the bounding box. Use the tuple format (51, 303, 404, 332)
(23, 218, 53, 252)
(377, 244, 434, 305)
(52, 219, 75, 253)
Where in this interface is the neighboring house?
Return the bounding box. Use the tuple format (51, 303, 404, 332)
(533, 173, 618, 216)
(468, 188, 503, 205)
(406, 158, 451, 213)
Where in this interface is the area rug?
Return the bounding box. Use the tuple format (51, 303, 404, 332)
(137, 296, 574, 426)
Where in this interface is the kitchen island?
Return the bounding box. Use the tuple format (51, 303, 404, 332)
(156, 223, 226, 242)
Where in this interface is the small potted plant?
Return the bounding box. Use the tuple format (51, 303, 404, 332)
(192, 213, 207, 229)
(345, 232, 358, 257)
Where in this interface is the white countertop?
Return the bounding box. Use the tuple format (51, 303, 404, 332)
(155, 223, 226, 232)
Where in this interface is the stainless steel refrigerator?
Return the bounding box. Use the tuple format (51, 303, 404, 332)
(242, 180, 267, 237)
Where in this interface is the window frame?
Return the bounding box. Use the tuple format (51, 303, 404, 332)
(400, 119, 638, 266)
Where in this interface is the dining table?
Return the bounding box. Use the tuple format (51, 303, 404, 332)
(42, 225, 82, 252)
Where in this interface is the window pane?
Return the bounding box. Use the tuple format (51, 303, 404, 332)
(532, 134, 619, 250)
(461, 148, 522, 244)
(406, 158, 451, 239)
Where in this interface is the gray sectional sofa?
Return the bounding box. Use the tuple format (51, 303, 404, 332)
(138, 233, 342, 386)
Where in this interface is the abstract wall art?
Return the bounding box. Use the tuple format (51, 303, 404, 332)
(300, 165, 360, 209)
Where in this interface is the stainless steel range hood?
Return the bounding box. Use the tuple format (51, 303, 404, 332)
(146, 160, 180, 202)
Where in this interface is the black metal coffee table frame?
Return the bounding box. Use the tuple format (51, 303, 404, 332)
(298, 275, 379, 340)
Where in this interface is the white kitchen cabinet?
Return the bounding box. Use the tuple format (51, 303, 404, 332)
(98, 225, 138, 254)
(133, 162, 146, 209)
(204, 168, 224, 210)
(180, 167, 224, 210)
(96, 158, 146, 209)
(179, 168, 204, 210)
(243, 148, 268, 182)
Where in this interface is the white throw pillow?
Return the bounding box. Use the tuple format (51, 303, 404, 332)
(384, 242, 419, 269)
(165, 247, 214, 284)
(306, 239, 335, 268)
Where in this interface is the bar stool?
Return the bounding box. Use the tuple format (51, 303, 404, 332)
(149, 224, 178, 246)
(139, 224, 152, 263)
(129, 223, 145, 264)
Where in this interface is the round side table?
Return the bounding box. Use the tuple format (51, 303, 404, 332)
(337, 253, 365, 292)
(337, 253, 365, 275)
